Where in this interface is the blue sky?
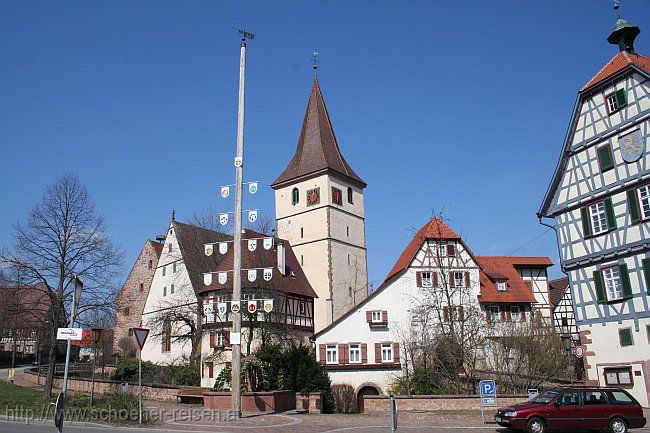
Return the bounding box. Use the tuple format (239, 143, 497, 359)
(1, 1, 648, 288)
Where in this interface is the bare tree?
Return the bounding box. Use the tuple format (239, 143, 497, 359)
(0, 173, 123, 398)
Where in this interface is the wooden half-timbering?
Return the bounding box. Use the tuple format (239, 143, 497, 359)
(538, 22, 650, 406)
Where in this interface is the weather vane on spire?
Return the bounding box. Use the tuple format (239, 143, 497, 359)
(311, 51, 319, 77)
(613, 0, 621, 18)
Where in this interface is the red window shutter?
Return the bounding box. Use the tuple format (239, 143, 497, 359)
(361, 343, 367, 363)
(458, 306, 465, 321)
(447, 244, 455, 256)
(375, 343, 381, 363)
(381, 310, 388, 323)
(209, 331, 215, 348)
(486, 309, 491, 322)
(500, 310, 506, 322)
(319, 344, 326, 365)
(432, 272, 438, 287)
(416, 272, 422, 287)
(366, 311, 372, 323)
(520, 308, 526, 321)
(506, 309, 512, 322)
(207, 362, 214, 378)
(338, 343, 347, 364)
(465, 272, 470, 287)
(393, 343, 400, 363)
(449, 272, 455, 288)
(224, 331, 231, 347)
(443, 306, 450, 322)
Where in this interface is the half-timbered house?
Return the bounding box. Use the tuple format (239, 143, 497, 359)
(198, 230, 317, 387)
(314, 217, 553, 403)
(548, 277, 579, 340)
(538, 9, 650, 406)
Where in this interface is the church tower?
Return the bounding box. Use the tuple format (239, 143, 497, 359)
(272, 79, 368, 331)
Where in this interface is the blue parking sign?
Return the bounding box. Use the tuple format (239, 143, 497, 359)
(480, 380, 495, 396)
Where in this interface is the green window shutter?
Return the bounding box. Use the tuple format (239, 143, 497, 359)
(642, 258, 650, 295)
(619, 264, 633, 299)
(618, 328, 633, 347)
(170, 284, 174, 294)
(162, 266, 166, 276)
(627, 189, 641, 224)
(605, 197, 617, 230)
(163, 286, 167, 297)
(173, 263, 177, 273)
(615, 89, 627, 109)
(593, 270, 606, 304)
(598, 146, 614, 172)
(581, 207, 592, 237)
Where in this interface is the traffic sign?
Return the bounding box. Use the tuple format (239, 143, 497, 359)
(480, 380, 496, 396)
(132, 328, 150, 350)
(482, 397, 495, 405)
(56, 328, 84, 341)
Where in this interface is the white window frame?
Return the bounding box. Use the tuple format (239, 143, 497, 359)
(606, 94, 619, 113)
(497, 281, 507, 291)
(602, 267, 624, 301)
(371, 311, 382, 323)
(510, 306, 520, 321)
(421, 271, 433, 288)
(381, 343, 393, 362)
(454, 271, 465, 288)
(438, 245, 446, 257)
(490, 306, 500, 322)
(325, 344, 338, 364)
(637, 185, 650, 220)
(589, 201, 608, 235)
(216, 332, 225, 347)
(349, 344, 361, 363)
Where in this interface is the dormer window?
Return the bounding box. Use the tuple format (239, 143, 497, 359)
(497, 281, 507, 291)
(606, 89, 627, 115)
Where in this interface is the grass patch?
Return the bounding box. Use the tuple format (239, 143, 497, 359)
(0, 380, 53, 417)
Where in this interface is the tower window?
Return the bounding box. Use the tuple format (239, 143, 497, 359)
(292, 188, 299, 205)
(300, 227, 304, 238)
(348, 254, 350, 265)
(168, 243, 172, 253)
(606, 89, 627, 115)
(347, 187, 353, 204)
(301, 255, 304, 265)
(162, 266, 166, 276)
(139, 283, 144, 292)
(332, 187, 342, 205)
(347, 226, 350, 237)
(148, 260, 152, 269)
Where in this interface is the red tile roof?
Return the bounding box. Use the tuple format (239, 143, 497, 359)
(477, 256, 552, 304)
(271, 79, 366, 189)
(197, 230, 317, 299)
(548, 277, 569, 310)
(383, 217, 461, 284)
(581, 51, 650, 91)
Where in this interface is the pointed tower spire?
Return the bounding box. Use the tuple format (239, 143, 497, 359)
(608, 0, 640, 53)
(271, 79, 366, 189)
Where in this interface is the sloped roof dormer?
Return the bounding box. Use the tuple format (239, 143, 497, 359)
(271, 79, 366, 190)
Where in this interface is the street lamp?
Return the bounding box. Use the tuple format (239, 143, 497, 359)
(90, 328, 102, 406)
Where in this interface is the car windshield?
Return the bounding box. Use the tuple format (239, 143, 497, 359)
(532, 390, 558, 404)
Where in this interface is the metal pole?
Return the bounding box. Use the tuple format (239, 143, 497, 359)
(231, 36, 247, 422)
(139, 349, 143, 424)
(90, 341, 97, 405)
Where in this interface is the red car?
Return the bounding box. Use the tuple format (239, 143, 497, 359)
(494, 386, 646, 433)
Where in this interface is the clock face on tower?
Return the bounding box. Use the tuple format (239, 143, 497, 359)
(306, 188, 320, 206)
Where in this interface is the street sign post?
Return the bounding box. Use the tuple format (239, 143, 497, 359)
(389, 395, 398, 432)
(479, 380, 498, 425)
(132, 327, 149, 424)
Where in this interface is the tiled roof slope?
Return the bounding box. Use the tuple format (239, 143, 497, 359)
(548, 277, 569, 310)
(477, 256, 552, 304)
(197, 229, 317, 299)
(383, 217, 461, 284)
(172, 221, 229, 294)
(271, 79, 366, 189)
(581, 51, 650, 91)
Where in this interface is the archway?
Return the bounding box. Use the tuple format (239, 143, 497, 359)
(356, 385, 381, 413)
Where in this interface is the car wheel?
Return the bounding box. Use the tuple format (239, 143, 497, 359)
(526, 417, 546, 433)
(609, 417, 628, 433)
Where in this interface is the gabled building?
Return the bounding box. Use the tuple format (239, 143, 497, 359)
(538, 8, 650, 406)
(272, 78, 368, 331)
(314, 217, 552, 400)
(140, 219, 227, 364)
(113, 239, 163, 356)
(197, 230, 317, 387)
(548, 277, 579, 340)
(0, 284, 52, 357)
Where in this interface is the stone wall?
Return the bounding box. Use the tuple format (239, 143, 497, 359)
(363, 394, 529, 413)
(23, 370, 182, 401)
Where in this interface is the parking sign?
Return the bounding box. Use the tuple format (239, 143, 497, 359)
(481, 380, 495, 396)
(479, 380, 498, 425)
